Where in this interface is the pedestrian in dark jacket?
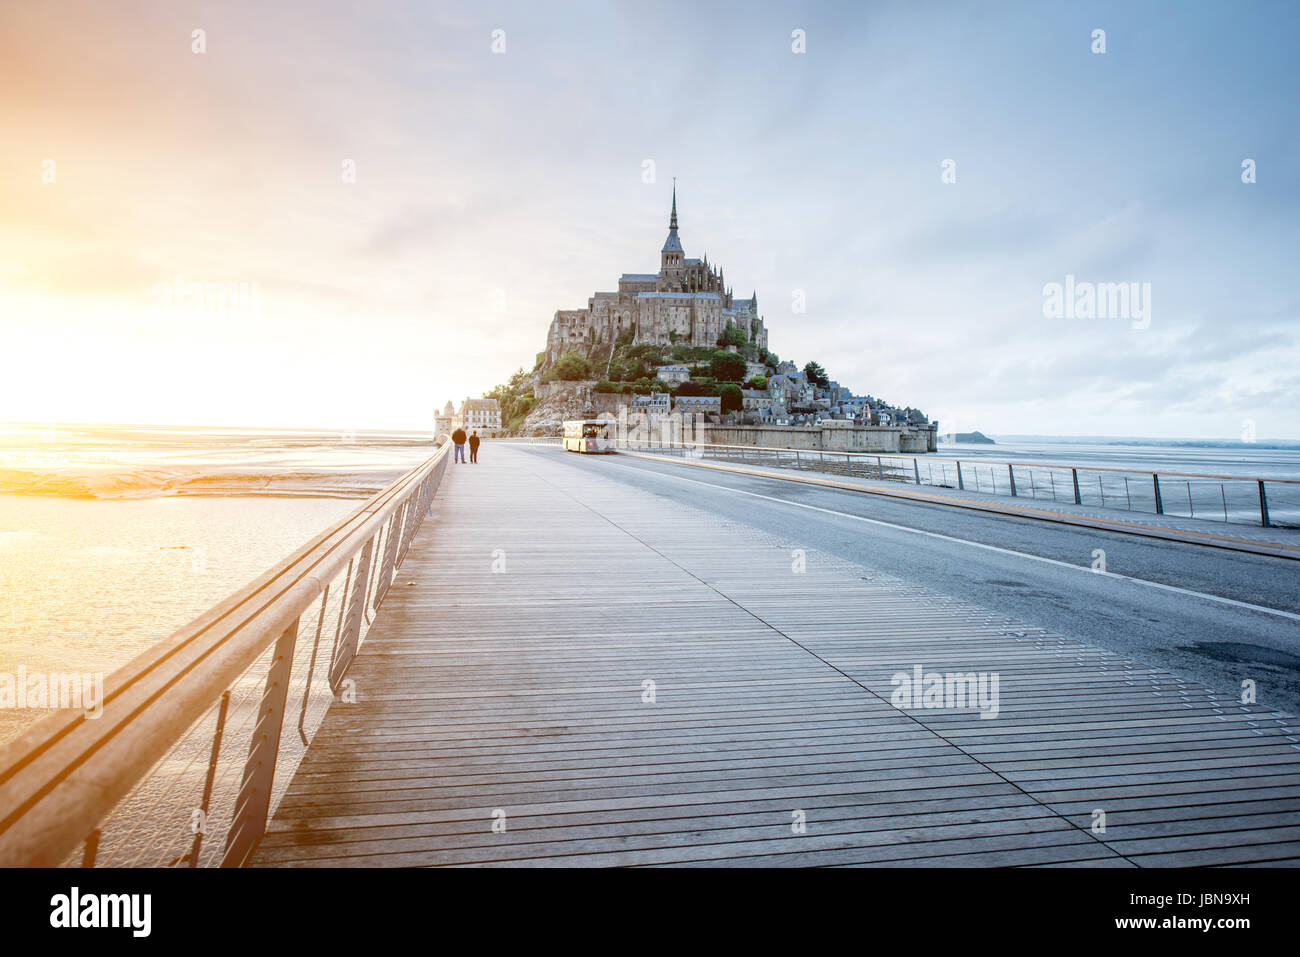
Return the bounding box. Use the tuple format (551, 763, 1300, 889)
(469, 430, 481, 463)
(451, 427, 467, 463)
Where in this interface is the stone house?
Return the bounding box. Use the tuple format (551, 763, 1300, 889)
(632, 392, 671, 413)
(741, 389, 773, 414)
(673, 395, 722, 415)
(459, 397, 503, 437)
(655, 364, 691, 386)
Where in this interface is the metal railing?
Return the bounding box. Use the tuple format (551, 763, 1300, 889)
(619, 440, 1300, 529)
(0, 437, 452, 867)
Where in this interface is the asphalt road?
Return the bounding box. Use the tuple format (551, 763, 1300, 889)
(509, 444, 1300, 716)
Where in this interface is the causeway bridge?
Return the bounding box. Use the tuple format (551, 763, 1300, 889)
(2, 440, 1298, 867)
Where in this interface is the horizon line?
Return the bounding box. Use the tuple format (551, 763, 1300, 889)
(0, 420, 1297, 445)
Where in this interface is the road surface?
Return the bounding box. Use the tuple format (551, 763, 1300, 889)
(510, 444, 1300, 716)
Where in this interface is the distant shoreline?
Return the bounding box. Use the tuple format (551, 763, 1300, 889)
(0, 468, 400, 500)
(3, 422, 1294, 448)
(990, 435, 1300, 451)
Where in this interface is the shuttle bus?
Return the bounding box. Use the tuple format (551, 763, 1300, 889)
(563, 419, 616, 454)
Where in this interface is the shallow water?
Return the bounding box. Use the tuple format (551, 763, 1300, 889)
(0, 422, 435, 498)
(939, 440, 1300, 481)
(0, 424, 436, 745)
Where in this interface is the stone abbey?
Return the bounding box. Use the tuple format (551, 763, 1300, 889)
(543, 183, 768, 368)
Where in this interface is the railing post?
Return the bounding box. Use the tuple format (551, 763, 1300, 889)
(1008, 464, 1017, 497)
(223, 619, 299, 867)
(330, 537, 374, 689)
(297, 585, 334, 747)
(876, 456, 883, 480)
(189, 690, 231, 866)
(1153, 474, 1164, 515)
(395, 497, 419, 567)
(372, 511, 402, 609)
(956, 461, 964, 490)
(81, 830, 100, 868)
(1071, 469, 1081, 504)
(819, 451, 825, 473)
(913, 458, 920, 485)
(1258, 480, 1270, 527)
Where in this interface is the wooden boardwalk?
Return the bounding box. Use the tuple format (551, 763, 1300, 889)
(253, 445, 1300, 867)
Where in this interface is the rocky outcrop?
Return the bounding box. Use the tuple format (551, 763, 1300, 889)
(517, 381, 602, 436)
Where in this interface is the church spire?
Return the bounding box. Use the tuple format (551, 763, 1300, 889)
(660, 176, 683, 260)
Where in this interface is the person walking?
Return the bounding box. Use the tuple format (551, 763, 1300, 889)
(451, 426, 467, 463)
(469, 430, 481, 464)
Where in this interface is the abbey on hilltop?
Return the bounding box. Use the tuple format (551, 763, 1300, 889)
(542, 182, 768, 368)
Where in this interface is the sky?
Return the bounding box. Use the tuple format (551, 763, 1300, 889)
(1, 0, 1297, 439)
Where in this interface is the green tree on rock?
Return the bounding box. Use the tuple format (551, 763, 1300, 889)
(720, 326, 748, 347)
(548, 351, 593, 382)
(710, 350, 747, 383)
(719, 383, 744, 413)
(803, 361, 829, 389)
